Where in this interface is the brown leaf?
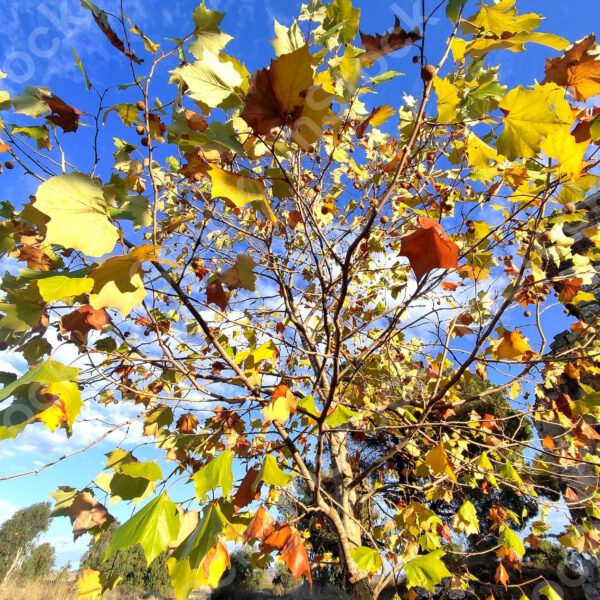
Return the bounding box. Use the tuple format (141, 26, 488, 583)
(441, 281, 460, 291)
(233, 466, 262, 511)
(88, 7, 143, 65)
(61, 305, 109, 344)
(399, 216, 459, 281)
(176, 413, 198, 433)
(66, 491, 112, 539)
(544, 34, 600, 101)
(359, 17, 421, 64)
(44, 94, 85, 133)
(206, 280, 228, 311)
(14, 244, 52, 271)
(242, 506, 275, 543)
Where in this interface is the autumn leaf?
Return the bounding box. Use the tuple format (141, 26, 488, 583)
(495, 562, 509, 588)
(51, 488, 113, 539)
(233, 465, 262, 511)
(424, 442, 457, 482)
(356, 105, 395, 138)
(399, 216, 459, 281)
(206, 280, 228, 311)
(61, 305, 109, 344)
(493, 329, 532, 360)
(78, 568, 102, 599)
(545, 34, 600, 101)
(242, 506, 275, 543)
(220, 254, 257, 291)
(263, 383, 297, 423)
(82, 0, 142, 64)
(559, 278, 583, 303)
(359, 17, 421, 64)
(44, 94, 85, 133)
(33, 173, 118, 257)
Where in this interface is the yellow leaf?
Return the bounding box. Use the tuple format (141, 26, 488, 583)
(493, 330, 532, 360)
(89, 245, 165, 317)
(291, 85, 332, 150)
(263, 384, 297, 423)
(208, 165, 275, 221)
(37, 380, 83, 432)
(434, 77, 460, 123)
(496, 84, 573, 160)
(541, 126, 589, 179)
(78, 568, 102, 599)
(424, 443, 457, 481)
(34, 173, 118, 257)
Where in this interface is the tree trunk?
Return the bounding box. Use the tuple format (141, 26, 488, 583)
(346, 577, 374, 600)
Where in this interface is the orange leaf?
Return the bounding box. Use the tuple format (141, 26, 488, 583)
(559, 278, 583, 303)
(280, 527, 312, 585)
(441, 281, 460, 291)
(399, 216, 459, 281)
(542, 435, 555, 450)
(242, 506, 275, 543)
(495, 562, 509, 588)
(233, 466, 262, 511)
(61, 305, 109, 344)
(545, 34, 600, 101)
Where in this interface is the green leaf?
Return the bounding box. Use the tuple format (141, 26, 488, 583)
(404, 550, 452, 592)
(34, 173, 118, 257)
(446, 0, 465, 23)
(452, 500, 480, 536)
(172, 503, 224, 569)
(193, 450, 234, 498)
(256, 454, 292, 488)
(12, 125, 51, 150)
(105, 493, 180, 565)
(499, 526, 525, 558)
(71, 47, 91, 91)
(324, 404, 358, 428)
(36, 275, 94, 302)
(190, 1, 233, 57)
(12, 86, 51, 117)
(350, 546, 382, 574)
(103, 103, 140, 126)
(119, 461, 163, 482)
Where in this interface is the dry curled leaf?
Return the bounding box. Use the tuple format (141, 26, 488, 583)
(360, 17, 421, 64)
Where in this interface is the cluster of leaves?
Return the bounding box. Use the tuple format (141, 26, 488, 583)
(0, 0, 599, 599)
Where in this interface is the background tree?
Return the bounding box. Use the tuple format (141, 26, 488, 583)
(0, 1, 598, 599)
(0, 502, 53, 583)
(18, 543, 55, 581)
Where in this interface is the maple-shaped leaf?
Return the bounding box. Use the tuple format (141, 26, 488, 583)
(493, 329, 532, 360)
(240, 45, 313, 136)
(495, 562, 509, 588)
(34, 173, 118, 257)
(37, 380, 83, 433)
(242, 506, 275, 543)
(78, 568, 102, 600)
(279, 527, 313, 584)
(545, 35, 600, 101)
(82, 0, 142, 64)
(399, 216, 459, 281)
(359, 17, 421, 64)
(61, 305, 109, 345)
(52, 488, 113, 539)
(233, 465, 262, 511)
(220, 254, 257, 291)
(206, 280, 228, 311)
(424, 442, 457, 482)
(44, 94, 85, 133)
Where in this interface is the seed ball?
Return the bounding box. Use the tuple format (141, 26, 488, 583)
(135, 124, 145, 135)
(539, 231, 552, 244)
(412, 55, 420, 64)
(564, 203, 576, 214)
(4, 161, 14, 170)
(203, 209, 213, 219)
(421, 64, 437, 82)
(380, 215, 389, 224)
(524, 310, 531, 318)
(136, 100, 146, 111)
(141, 137, 149, 147)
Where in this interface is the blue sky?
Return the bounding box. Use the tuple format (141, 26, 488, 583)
(0, 0, 593, 567)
